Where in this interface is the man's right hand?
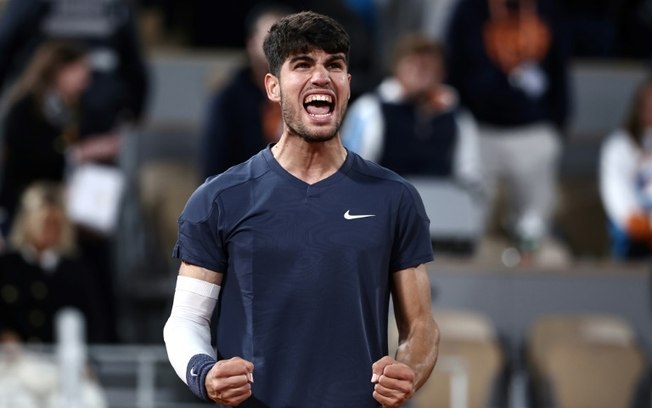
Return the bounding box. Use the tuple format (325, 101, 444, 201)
(205, 357, 254, 406)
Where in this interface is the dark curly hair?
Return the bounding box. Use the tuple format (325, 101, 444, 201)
(263, 11, 350, 77)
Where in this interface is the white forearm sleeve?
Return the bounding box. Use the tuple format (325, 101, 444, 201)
(163, 275, 220, 384)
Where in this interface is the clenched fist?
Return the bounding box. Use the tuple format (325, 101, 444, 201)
(205, 357, 254, 406)
(371, 356, 416, 408)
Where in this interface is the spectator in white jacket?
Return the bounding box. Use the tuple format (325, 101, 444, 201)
(600, 77, 652, 259)
(341, 33, 483, 193)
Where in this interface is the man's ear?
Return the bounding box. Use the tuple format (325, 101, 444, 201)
(264, 73, 280, 102)
(347, 73, 352, 100)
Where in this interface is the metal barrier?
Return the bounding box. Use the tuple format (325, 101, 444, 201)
(2, 312, 471, 408)
(436, 355, 469, 408)
(1, 344, 472, 408)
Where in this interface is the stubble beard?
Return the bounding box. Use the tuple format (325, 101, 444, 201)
(280, 96, 347, 144)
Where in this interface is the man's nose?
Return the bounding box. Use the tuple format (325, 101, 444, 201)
(311, 65, 330, 85)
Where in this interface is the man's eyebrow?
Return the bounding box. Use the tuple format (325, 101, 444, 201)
(288, 53, 347, 64)
(288, 54, 314, 64)
(326, 54, 347, 63)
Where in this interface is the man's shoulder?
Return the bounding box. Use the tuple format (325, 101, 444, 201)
(183, 151, 270, 221)
(207, 150, 270, 189)
(348, 153, 428, 209)
(349, 152, 413, 188)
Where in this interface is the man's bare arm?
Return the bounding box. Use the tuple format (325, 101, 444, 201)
(178, 261, 223, 284)
(371, 263, 439, 407)
(391, 263, 439, 390)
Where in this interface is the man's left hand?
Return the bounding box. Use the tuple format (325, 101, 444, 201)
(370, 356, 415, 408)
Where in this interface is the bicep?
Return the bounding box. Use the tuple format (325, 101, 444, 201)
(391, 264, 433, 338)
(179, 261, 223, 286)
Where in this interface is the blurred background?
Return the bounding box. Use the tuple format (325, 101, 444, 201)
(0, 0, 650, 407)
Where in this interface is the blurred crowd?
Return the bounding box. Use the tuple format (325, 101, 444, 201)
(0, 0, 650, 346)
(0, 0, 147, 347)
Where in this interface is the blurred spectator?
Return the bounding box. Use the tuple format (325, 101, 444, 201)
(599, 77, 652, 260)
(0, 182, 109, 344)
(0, 40, 91, 234)
(0, 40, 121, 341)
(0, 0, 149, 131)
(199, 3, 291, 179)
(0, 347, 107, 408)
(0, 1, 150, 325)
(342, 33, 483, 191)
(446, 0, 570, 262)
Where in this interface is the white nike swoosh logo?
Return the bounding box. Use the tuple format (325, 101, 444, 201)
(190, 368, 198, 377)
(344, 210, 376, 220)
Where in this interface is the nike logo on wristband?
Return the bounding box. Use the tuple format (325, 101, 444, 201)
(344, 210, 375, 220)
(190, 367, 198, 377)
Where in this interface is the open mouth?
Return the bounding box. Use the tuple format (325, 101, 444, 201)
(303, 94, 334, 117)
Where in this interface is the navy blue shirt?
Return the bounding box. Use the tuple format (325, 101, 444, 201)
(174, 146, 433, 407)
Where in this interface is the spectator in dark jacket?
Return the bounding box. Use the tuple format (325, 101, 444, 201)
(446, 0, 571, 264)
(199, 4, 291, 179)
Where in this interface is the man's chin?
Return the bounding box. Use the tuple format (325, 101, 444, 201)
(301, 132, 338, 143)
(288, 123, 340, 143)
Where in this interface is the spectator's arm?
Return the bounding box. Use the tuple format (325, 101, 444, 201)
(340, 94, 384, 162)
(452, 110, 484, 191)
(599, 132, 645, 231)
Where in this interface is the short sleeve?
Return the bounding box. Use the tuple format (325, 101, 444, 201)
(390, 183, 434, 272)
(172, 183, 227, 273)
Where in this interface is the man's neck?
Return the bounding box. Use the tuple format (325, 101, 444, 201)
(271, 135, 347, 185)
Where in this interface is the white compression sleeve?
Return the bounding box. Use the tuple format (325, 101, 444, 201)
(163, 275, 220, 384)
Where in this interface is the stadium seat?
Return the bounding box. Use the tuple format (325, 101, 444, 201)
(526, 313, 647, 408)
(407, 178, 486, 252)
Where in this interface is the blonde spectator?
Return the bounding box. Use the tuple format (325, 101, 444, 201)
(0, 182, 110, 343)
